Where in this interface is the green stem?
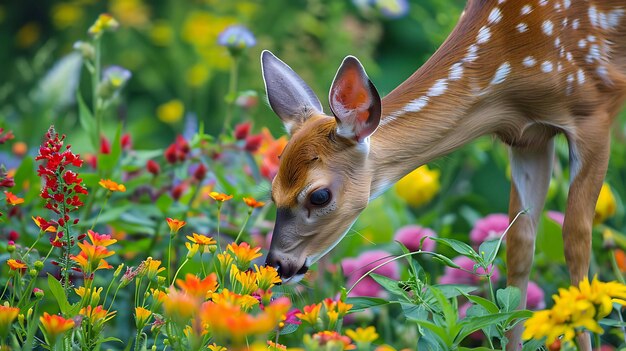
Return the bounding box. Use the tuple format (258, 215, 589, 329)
(610, 248, 626, 284)
(92, 37, 102, 155)
(222, 55, 239, 134)
(23, 231, 45, 257)
(234, 211, 252, 244)
(168, 232, 174, 285)
(172, 258, 189, 283)
(200, 252, 207, 277)
(216, 204, 223, 251)
(594, 333, 601, 350)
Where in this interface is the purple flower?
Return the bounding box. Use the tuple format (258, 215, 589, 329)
(439, 256, 500, 286)
(342, 250, 399, 297)
(470, 213, 510, 246)
(394, 225, 437, 252)
(526, 281, 546, 310)
(217, 25, 256, 49)
(546, 210, 565, 228)
(102, 65, 132, 88)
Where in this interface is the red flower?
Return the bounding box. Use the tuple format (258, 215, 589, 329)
(244, 134, 263, 153)
(193, 163, 207, 182)
(121, 133, 132, 150)
(146, 160, 160, 175)
(234, 122, 251, 140)
(0, 128, 14, 144)
(164, 135, 190, 164)
(100, 135, 111, 154)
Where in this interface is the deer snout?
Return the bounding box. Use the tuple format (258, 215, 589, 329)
(265, 251, 309, 283)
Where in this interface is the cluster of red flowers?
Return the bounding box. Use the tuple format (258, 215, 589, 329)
(164, 135, 190, 164)
(35, 127, 88, 250)
(0, 127, 14, 144)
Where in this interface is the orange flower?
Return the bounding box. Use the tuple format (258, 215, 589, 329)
(162, 289, 200, 323)
(0, 304, 20, 337)
(80, 305, 115, 326)
(209, 192, 233, 202)
(98, 179, 126, 192)
(211, 289, 259, 311)
(323, 298, 353, 316)
(243, 197, 265, 208)
(4, 191, 24, 205)
(166, 218, 186, 233)
(32, 216, 57, 232)
(227, 242, 262, 270)
(296, 303, 322, 325)
(7, 259, 27, 271)
(142, 257, 166, 280)
(71, 241, 115, 274)
(615, 249, 626, 273)
(267, 340, 287, 350)
(176, 273, 219, 299)
(310, 331, 355, 350)
(186, 233, 216, 246)
(87, 230, 117, 247)
(230, 265, 258, 295)
(39, 312, 75, 345)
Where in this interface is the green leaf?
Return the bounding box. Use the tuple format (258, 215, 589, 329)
(400, 303, 428, 322)
(462, 294, 499, 314)
(456, 311, 526, 343)
(430, 284, 477, 300)
(77, 93, 96, 150)
(459, 347, 498, 351)
(478, 238, 501, 266)
(522, 338, 546, 351)
(413, 319, 452, 348)
(279, 323, 299, 335)
(345, 297, 390, 312)
(430, 253, 462, 269)
(47, 274, 70, 314)
(496, 286, 521, 312)
(98, 124, 122, 172)
(430, 237, 479, 259)
(156, 193, 174, 214)
(430, 286, 457, 330)
(370, 273, 409, 299)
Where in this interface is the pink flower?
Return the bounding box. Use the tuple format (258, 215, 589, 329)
(546, 211, 564, 228)
(439, 256, 500, 285)
(470, 214, 509, 246)
(342, 250, 399, 297)
(394, 225, 437, 252)
(526, 281, 545, 310)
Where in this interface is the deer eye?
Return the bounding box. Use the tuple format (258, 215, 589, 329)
(309, 188, 331, 206)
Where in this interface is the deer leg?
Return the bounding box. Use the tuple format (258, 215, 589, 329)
(563, 128, 611, 351)
(505, 139, 555, 351)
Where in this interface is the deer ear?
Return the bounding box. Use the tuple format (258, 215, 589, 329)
(261, 50, 323, 135)
(329, 56, 381, 143)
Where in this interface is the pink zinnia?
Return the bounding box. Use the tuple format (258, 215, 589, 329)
(439, 256, 500, 285)
(394, 225, 437, 252)
(342, 250, 399, 297)
(526, 281, 546, 310)
(470, 214, 510, 245)
(546, 211, 565, 228)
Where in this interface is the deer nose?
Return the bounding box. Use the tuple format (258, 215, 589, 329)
(265, 251, 308, 282)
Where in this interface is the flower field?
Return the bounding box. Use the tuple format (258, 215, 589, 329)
(2, 1, 626, 350)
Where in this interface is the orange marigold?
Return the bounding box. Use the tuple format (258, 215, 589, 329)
(243, 197, 265, 208)
(166, 218, 186, 233)
(7, 259, 27, 271)
(98, 179, 126, 192)
(209, 192, 233, 202)
(4, 191, 24, 205)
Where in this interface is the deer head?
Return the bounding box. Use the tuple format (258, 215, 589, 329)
(261, 50, 381, 282)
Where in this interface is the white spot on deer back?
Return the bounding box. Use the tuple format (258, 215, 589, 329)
(542, 20, 554, 35)
(404, 96, 429, 113)
(449, 62, 464, 81)
(563, 0, 571, 9)
(517, 23, 528, 33)
(464, 44, 479, 62)
(427, 79, 448, 97)
(490, 62, 511, 85)
(541, 61, 554, 73)
(578, 39, 587, 48)
(577, 69, 585, 84)
(521, 5, 532, 15)
(589, 6, 599, 27)
(608, 9, 625, 28)
(539, 0, 548, 6)
(522, 56, 537, 67)
(572, 19, 580, 29)
(488, 7, 503, 24)
(477, 26, 491, 44)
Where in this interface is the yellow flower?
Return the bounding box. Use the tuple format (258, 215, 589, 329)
(7, 259, 26, 271)
(39, 313, 75, 345)
(243, 197, 265, 208)
(227, 242, 262, 270)
(109, 0, 149, 28)
(211, 289, 259, 311)
(306, 331, 355, 350)
(157, 100, 184, 124)
(254, 264, 281, 291)
(80, 305, 115, 327)
(186, 233, 216, 247)
(231, 265, 258, 295)
(72, 241, 115, 274)
(594, 183, 616, 224)
(143, 257, 166, 280)
(186, 64, 210, 87)
(166, 218, 186, 233)
(150, 288, 167, 309)
(88, 13, 119, 37)
(4, 191, 24, 205)
(296, 303, 322, 325)
(208, 343, 227, 351)
(150, 21, 173, 46)
(0, 304, 20, 337)
(135, 307, 152, 327)
(99, 179, 126, 192)
(395, 165, 440, 207)
(185, 242, 200, 258)
(346, 326, 379, 344)
(217, 252, 234, 275)
(16, 22, 40, 49)
(51, 3, 83, 29)
(74, 286, 103, 305)
(209, 192, 233, 202)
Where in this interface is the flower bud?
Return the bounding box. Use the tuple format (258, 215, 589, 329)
(29, 269, 37, 277)
(235, 91, 258, 110)
(244, 134, 263, 153)
(18, 314, 25, 325)
(193, 163, 207, 182)
(34, 288, 44, 298)
(27, 308, 33, 319)
(157, 276, 166, 285)
(234, 122, 251, 140)
(8, 230, 19, 241)
(146, 160, 160, 176)
(114, 263, 125, 278)
(34, 261, 44, 271)
(208, 244, 217, 253)
(7, 243, 15, 253)
(73, 41, 95, 60)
